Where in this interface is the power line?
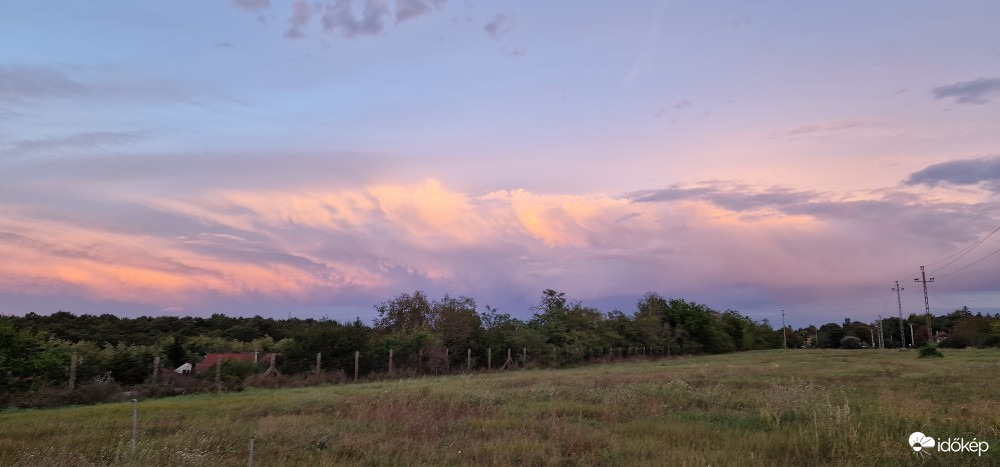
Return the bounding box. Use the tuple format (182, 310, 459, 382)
(928, 226, 1000, 274)
(936, 246, 1000, 279)
(876, 289, 891, 316)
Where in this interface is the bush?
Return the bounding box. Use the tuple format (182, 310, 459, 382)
(936, 336, 967, 349)
(918, 345, 944, 358)
(839, 336, 863, 349)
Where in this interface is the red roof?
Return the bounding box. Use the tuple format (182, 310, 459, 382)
(197, 353, 265, 373)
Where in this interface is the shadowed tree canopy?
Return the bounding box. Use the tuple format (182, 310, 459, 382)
(373, 291, 433, 332)
(431, 294, 481, 351)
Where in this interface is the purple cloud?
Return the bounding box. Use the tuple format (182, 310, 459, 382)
(484, 13, 513, 40)
(284, 0, 312, 39)
(905, 155, 1000, 191)
(395, 0, 446, 23)
(395, 0, 430, 23)
(322, 0, 391, 38)
(629, 184, 815, 212)
(931, 77, 1000, 104)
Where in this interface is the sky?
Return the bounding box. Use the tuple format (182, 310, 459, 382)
(2, 0, 1000, 327)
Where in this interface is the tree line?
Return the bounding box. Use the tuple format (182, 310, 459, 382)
(1, 290, 780, 398)
(784, 306, 1000, 349)
(8, 288, 991, 405)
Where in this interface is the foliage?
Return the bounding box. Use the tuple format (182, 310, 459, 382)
(0, 287, 782, 404)
(32, 291, 1000, 408)
(918, 344, 944, 358)
(373, 290, 433, 332)
(840, 336, 863, 349)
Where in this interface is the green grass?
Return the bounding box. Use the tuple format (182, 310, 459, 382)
(2, 349, 999, 466)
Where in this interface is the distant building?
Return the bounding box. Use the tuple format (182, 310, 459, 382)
(174, 362, 192, 375)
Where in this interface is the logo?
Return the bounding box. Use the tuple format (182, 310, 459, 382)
(909, 431, 989, 457)
(909, 432, 935, 452)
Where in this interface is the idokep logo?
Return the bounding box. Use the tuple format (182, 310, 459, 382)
(909, 432, 935, 452)
(909, 432, 990, 457)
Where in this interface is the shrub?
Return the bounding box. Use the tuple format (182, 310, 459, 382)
(918, 345, 944, 358)
(839, 336, 863, 349)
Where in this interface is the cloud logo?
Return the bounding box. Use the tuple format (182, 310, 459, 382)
(909, 432, 935, 452)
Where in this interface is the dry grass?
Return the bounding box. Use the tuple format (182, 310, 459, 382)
(1, 349, 998, 466)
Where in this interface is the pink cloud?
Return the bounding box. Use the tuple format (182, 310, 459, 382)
(0, 177, 996, 319)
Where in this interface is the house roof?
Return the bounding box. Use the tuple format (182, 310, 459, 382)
(198, 353, 262, 372)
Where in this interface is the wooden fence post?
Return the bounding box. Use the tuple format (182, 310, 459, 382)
(152, 356, 160, 384)
(522, 348, 527, 369)
(388, 349, 394, 376)
(354, 351, 359, 381)
(215, 360, 222, 391)
(248, 436, 255, 467)
(131, 399, 138, 452)
(263, 353, 279, 377)
(418, 348, 423, 374)
(488, 348, 492, 370)
(467, 348, 472, 371)
(68, 353, 78, 390)
(315, 352, 322, 375)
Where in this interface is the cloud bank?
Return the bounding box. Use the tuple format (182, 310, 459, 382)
(2, 163, 997, 319)
(906, 155, 1000, 191)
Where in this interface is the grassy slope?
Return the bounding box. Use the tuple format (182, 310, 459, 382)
(1, 349, 998, 466)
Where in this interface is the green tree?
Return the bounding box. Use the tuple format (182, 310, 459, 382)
(431, 295, 482, 352)
(374, 291, 434, 332)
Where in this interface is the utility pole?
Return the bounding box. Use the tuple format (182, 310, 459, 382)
(781, 310, 786, 349)
(909, 324, 915, 348)
(877, 316, 884, 349)
(915, 266, 935, 344)
(892, 281, 905, 347)
(881, 319, 886, 349)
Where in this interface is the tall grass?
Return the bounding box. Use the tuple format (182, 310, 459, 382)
(1, 349, 997, 465)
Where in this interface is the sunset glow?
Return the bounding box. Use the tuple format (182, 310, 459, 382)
(3, 1, 1000, 324)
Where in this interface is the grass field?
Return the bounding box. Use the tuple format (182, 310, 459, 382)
(1, 349, 998, 466)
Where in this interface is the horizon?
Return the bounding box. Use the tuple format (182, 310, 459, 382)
(3, 1, 1000, 326)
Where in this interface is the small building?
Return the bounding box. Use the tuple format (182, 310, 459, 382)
(174, 362, 192, 375)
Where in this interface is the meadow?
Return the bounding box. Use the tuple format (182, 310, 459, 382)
(1, 349, 998, 466)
